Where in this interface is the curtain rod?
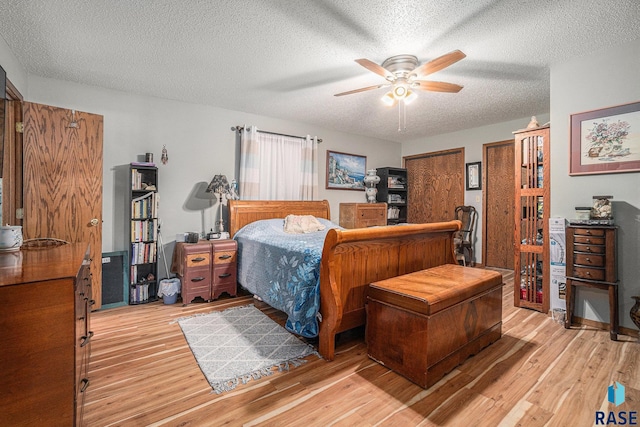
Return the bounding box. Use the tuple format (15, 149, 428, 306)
(231, 125, 322, 143)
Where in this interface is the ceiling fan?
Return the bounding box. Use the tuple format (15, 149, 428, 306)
(335, 50, 466, 131)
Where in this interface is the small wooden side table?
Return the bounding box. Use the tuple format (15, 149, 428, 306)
(172, 239, 237, 305)
(564, 225, 618, 340)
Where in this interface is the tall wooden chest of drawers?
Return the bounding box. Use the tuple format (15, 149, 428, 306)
(565, 225, 618, 340)
(173, 240, 237, 305)
(339, 203, 387, 228)
(0, 243, 92, 426)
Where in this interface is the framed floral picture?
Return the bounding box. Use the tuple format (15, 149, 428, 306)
(326, 150, 366, 190)
(570, 101, 640, 175)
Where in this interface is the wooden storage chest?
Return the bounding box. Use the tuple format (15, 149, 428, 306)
(366, 264, 503, 388)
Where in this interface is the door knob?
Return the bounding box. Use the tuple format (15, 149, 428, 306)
(89, 218, 99, 227)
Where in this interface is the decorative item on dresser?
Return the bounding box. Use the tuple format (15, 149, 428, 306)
(0, 243, 92, 426)
(513, 124, 550, 313)
(564, 224, 619, 340)
(339, 202, 387, 229)
(375, 167, 408, 224)
(128, 164, 159, 304)
(363, 169, 381, 203)
(171, 239, 238, 305)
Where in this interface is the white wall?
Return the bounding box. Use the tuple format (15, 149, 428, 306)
(401, 113, 550, 265)
(550, 39, 640, 330)
(25, 76, 400, 277)
(0, 33, 27, 94)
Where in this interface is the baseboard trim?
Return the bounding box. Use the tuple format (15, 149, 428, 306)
(572, 315, 639, 338)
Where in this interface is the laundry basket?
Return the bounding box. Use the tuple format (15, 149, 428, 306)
(158, 278, 181, 305)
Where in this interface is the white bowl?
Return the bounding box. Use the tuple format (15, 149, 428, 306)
(0, 225, 23, 251)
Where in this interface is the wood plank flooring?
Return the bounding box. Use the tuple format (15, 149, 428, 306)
(83, 269, 639, 426)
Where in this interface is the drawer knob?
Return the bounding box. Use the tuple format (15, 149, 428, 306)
(192, 257, 206, 262)
(192, 277, 205, 282)
(586, 247, 591, 251)
(586, 271, 591, 276)
(218, 255, 232, 260)
(586, 257, 591, 262)
(218, 273, 231, 278)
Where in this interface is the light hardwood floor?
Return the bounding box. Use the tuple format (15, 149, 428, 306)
(84, 269, 639, 426)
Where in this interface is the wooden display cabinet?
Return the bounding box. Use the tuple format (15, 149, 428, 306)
(513, 124, 550, 313)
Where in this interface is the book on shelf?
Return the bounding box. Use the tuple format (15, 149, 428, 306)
(131, 192, 158, 219)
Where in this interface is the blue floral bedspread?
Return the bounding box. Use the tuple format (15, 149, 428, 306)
(234, 218, 341, 338)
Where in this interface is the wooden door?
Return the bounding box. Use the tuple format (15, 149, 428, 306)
(483, 140, 514, 269)
(405, 148, 464, 223)
(23, 102, 104, 308)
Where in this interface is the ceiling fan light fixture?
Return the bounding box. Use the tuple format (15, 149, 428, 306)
(381, 92, 395, 107)
(404, 90, 417, 105)
(393, 84, 408, 99)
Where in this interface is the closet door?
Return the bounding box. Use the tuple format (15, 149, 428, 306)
(483, 140, 515, 269)
(23, 102, 104, 308)
(405, 148, 464, 223)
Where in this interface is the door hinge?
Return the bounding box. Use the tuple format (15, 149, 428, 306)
(15, 122, 24, 133)
(16, 208, 24, 219)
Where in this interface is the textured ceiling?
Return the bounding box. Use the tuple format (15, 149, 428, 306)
(1, 0, 639, 143)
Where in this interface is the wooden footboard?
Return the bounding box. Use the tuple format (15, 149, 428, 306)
(318, 221, 460, 360)
(227, 200, 460, 361)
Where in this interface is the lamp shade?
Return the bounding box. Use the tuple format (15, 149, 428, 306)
(206, 174, 230, 196)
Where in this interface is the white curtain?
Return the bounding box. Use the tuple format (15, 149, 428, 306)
(239, 126, 318, 200)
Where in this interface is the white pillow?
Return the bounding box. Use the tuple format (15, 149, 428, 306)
(283, 214, 326, 234)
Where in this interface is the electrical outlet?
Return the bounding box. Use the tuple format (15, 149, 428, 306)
(475, 195, 481, 202)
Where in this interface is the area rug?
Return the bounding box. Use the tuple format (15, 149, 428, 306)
(176, 304, 319, 394)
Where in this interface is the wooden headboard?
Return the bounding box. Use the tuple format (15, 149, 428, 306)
(228, 200, 331, 237)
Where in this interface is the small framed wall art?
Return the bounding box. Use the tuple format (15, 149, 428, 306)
(466, 161, 482, 190)
(570, 101, 640, 175)
(326, 150, 366, 190)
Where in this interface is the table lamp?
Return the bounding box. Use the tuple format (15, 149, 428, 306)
(206, 174, 231, 233)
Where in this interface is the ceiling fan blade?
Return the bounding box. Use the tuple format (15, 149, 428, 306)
(412, 50, 466, 77)
(414, 80, 464, 93)
(334, 83, 390, 97)
(354, 59, 394, 80)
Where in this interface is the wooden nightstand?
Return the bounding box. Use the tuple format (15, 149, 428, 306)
(339, 203, 387, 228)
(172, 239, 237, 304)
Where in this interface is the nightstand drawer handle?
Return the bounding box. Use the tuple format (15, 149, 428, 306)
(585, 271, 591, 276)
(218, 255, 232, 260)
(192, 277, 205, 282)
(80, 378, 90, 393)
(218, 273, 231, 278)
(586, 257, 591, 262)
(192, 257, 206, 262)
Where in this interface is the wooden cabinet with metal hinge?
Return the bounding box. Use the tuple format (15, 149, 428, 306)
(513, 124, 550, 313)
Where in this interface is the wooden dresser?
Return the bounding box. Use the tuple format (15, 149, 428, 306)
(172, 240, 237, 304)
(339, 203, 387, 228)
(0, 243, 92, 426)
(565, 225, 618, 340)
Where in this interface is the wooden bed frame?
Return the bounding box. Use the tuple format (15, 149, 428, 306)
(228, 199, 461, 361)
